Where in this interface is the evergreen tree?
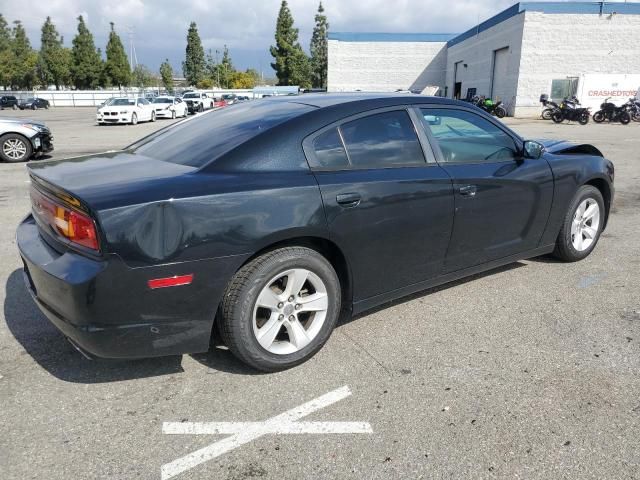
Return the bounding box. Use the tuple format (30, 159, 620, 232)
(219, 45, 233, 88)
(10, 21, 38, 89)
(37, 17, 70, 90)
(182, 22, 205, 86)
(104, 22, 130, 87)
(71, 16, 102, 89)
(159, 59, 174, 93)
(310, 2, 328, 89)
(270, 1, 311, 88)
(0, 14, 12, 88)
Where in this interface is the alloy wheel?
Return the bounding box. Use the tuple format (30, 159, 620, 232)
(2, 138, 27, 160)
(571, 198, 600, 252)
(252, 268, 329, 355)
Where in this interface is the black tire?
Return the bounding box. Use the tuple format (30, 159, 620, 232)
(541, 108, 554, 120)
(198, 104, 204, 113)
(593, 111, 605, 123)
(578, 112, 590, 125)
(553, 185, 605, 262)
(495, 106, 506, 118)
(0, 133, 33, 163)
(220, 246, 341, 372)
(12, 104, 17, 110)
(551, 111, 564, 124)
(151, 111, 156, 122)
(619, 112, 631, 125)
(131, 113, 138, 125)
(171, 110, 176, 119)
(31, 104, 37, 110)
(632, 112, 640, 122)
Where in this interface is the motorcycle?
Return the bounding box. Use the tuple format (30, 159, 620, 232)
(539, 94, 560, 120)
(625, 97, 640, 122)
(472, 95, 507, 118)
(551, 96, 590, 125)
(593, 97, 631, 124)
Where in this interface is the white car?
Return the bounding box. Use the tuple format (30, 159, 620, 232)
(96, 97, 156, 125)
(182, 91, 214, 114)
(151, 96, 188, 119)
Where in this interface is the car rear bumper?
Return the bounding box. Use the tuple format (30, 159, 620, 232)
(17, 215, 240, 359)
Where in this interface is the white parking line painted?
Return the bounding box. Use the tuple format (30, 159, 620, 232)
(161, 385, 372, 480)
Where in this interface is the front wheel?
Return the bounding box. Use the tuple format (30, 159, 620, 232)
(593, 111, 605, 123)
(171, 110, 176, 119)
(131, 112, 138, 125)
(619, 112, 631, 125)
(12, 104, 17, 110)
(553, 185, 604, 262)
(551, 111, 564, 124)
(220, 247, 341, 372)
(150, 111, 156, 122)
(495, 106, 506, 118)
(198, 104, 204, 113)
(0, 133, 32, 162)
(578, 112, 590, 125)
(541, 108, 554, 120)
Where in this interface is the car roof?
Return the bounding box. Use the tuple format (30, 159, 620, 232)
(264, 92, 463, 109)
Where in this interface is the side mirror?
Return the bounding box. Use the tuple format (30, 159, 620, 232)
(524, 140, 544, 159)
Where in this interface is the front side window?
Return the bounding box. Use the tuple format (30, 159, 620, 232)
(339, 110, 425, 168)
(420, 108, 517, 163)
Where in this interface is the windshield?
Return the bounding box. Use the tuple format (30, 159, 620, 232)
(111, 99, 135, 106)
(129, 100, 313, 168)
(153, 97, 173, 103)
(183, 93, 198, 98)
(25, 98, 35, 102)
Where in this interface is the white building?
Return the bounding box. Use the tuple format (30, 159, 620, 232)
(328, 2, 640, 117)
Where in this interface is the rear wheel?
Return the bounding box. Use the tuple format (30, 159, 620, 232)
(619, 112, 631, 125)
(0, 133, 32, 163)
(553, 185, 604, 262)
(495, 106, 506, 118)
(593, 111, 605, 123)
(551, 111, 564, 124)
(220, 247, 341, 372)
(541, 108, 554, 120)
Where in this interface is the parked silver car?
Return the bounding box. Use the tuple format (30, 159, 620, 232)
(0, 118, 53, 162)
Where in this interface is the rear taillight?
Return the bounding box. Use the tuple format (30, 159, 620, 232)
(30, 187, 100, 252)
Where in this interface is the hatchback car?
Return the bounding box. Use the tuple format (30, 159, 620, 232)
(17, 94, 613, 371)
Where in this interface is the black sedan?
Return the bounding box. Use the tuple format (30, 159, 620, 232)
(18, 97, 50, 110)
(17, 94, 614, 371)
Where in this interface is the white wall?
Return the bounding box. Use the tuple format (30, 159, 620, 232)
(327, 40, 448, 93)
(516, 11, 640, 116)
(445, 13, 526, 115)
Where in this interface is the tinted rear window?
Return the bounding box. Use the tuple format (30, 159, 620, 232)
(129, 101, 313, 168)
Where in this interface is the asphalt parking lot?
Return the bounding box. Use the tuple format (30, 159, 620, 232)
(1, 107, 639, 480)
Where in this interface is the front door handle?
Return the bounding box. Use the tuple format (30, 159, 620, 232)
(459, 185, 477, 197)
(336, 193, 361, 208)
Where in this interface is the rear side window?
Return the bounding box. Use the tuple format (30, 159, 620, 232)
(312, 128, 349, 168)
(339, 110, 425, 168)
(129, 101, 313, 168)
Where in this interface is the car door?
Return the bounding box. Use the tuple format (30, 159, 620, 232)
(417, 106, 554, 272)
(304, 107, 455, 302)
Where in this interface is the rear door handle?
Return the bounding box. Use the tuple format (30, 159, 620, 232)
(459, 185, 477, 197)
(336, 193, 361, 208)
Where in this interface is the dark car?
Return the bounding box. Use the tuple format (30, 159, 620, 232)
(18, 97, 50, 110)
(17, 94, 614, 371)
(0, 95, 19, 110)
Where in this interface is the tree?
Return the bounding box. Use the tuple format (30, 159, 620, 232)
(183, 22, 205, 86)
(70, 16, 102, 89)
(132, 64, 155, 87)
(37, 17, 70, 90)
(0, 14, 12, 88)
(104, 22, 130, 87)
(310, 2, 328, 89)
(270, 1, 311, 88)
(229, 69, 259, 89)
(9, 21, 38, 89)
(159, 59, 174, 93)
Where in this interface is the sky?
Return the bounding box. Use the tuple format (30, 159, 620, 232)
(2, 0, 627, 77)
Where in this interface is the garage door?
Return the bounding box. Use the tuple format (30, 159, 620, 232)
(491, 47, 509, 102)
